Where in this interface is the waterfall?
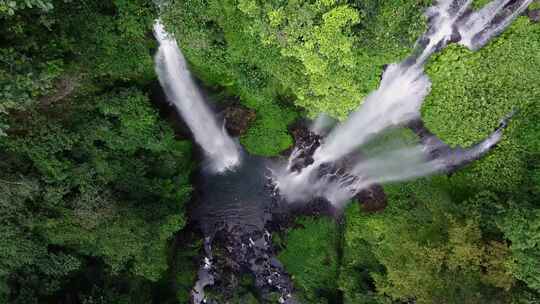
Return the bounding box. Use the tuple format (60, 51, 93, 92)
(457, 0, 533, 50)
(313, 63, 430, 165)
(153, 20, 241, 173)
(275, 0, 531, 206)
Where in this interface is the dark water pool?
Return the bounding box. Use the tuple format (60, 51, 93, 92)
(192, 153, 276, 236)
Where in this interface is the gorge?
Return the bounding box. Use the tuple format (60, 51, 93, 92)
(153, 0, 532, 303)
(2, 0, 540, 302)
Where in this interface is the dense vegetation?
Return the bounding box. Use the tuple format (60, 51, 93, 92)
(1, 0, 539, 303)
(162, 0, 428, 155)
(1, 1, 194, 302)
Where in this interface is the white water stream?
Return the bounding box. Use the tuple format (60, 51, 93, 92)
(154, 20, 241, 173)
(275, 0, 531, 206)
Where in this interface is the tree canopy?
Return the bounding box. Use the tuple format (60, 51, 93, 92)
(1, 0, 539, 303)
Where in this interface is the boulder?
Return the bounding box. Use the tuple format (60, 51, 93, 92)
(529, 9, 540, 23)
(223, 105, 256, 136)
(355, 184, 388, 213)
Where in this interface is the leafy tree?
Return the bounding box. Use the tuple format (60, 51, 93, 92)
(341, 179, 517, 304)
(500, 208, 540, 292)
(277, 216, 340, 303)
(0, 0, 54, 16)
(1, 0, 539, 302)
(0, 87, 193, 300)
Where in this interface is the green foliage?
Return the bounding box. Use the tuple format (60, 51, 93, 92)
(1, 2, 192, 291)
(205, 274, 262, 304)
(173, 237, 201, 303)
(1, 0, 539, 302)
(51, 0, 157, 82)
(77, 271, 155, 304)
(339, 203, 386, 304)
(0, 0, 194, 301)
(11, 89, 191, 280)
(416, 16, 540, 301)
(422, 17, 540, 191)
(278, 216, 340, 303)
(500, 208, 540, 292)
(0, 0, 157, 135)
(0, 48, 63, 136)
(162, 0, 428, 155)
(239, 102, 297, 155)
(340, 179, 520, 304)
(472, 0, 493, 9)
(259, 0, 363, 117)
(0, 87, 193, 302)
(340, 17, 540, 294)
(161, 0, 298, 155)
(530, 0, 540, 10)
(0, 0, 54, 16)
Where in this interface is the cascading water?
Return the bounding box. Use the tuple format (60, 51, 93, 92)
(151, 2, 530, 302)
(153, 18, 296, 303)
(457, 0, 533, 50)
(275, 0, 532, 206)
(310, 113, 335, 135)
(153, 20, 241, 173)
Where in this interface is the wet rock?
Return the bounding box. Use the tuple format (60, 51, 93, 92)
(284, 124, 390, 213)
(355, 184, 388, 213)
(192, 227, 296, 304)
(529, 9, 540, 22)
(288, 124, 322, 172)
(281, 196, 340, 220)
(190, 156, 299, 303)
(223, 105, 256, 136)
